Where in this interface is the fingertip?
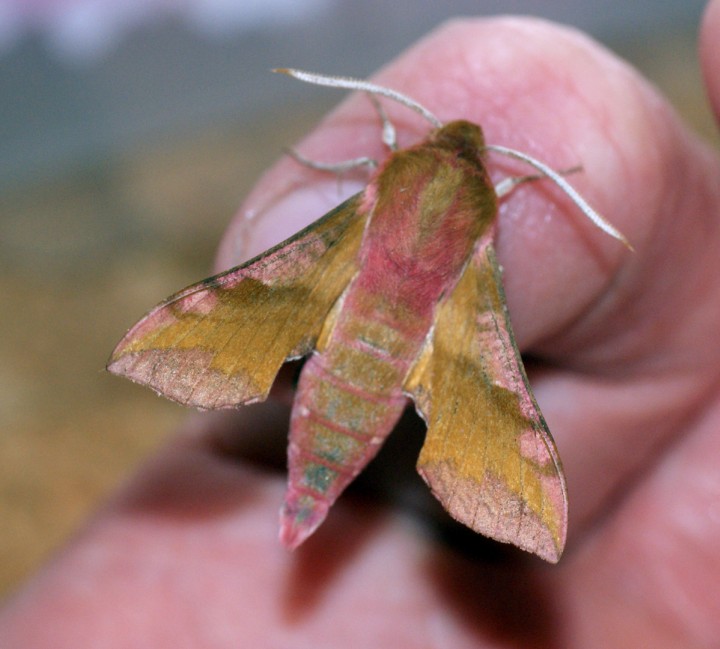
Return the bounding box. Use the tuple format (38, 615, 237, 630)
(219, 17, 711, 351)
(700, 0, 720, 122)
(223, 17, 652, 269)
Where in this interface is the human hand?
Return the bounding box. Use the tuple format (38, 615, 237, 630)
(3, 6, 720, 647)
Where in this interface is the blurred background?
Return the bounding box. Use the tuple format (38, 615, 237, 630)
(0, 0, 715, 598)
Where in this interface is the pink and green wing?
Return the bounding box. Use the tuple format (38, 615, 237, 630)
(108, 195, 367, 409)
(404, 239, 568, 562)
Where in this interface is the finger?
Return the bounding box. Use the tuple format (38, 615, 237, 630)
(700, 0, 720, 122)
(528, 16, 720, 531)
(551, 393, 720, 646)
(0, 418, 513, 648)
(221, 16, 647, 331)
(217, 17, 720, 538)
(547, 6, 720, 644)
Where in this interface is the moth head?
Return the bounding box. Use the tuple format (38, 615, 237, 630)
(432, 120, 487, 160)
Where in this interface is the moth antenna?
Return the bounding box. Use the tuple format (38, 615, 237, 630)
(486, 144, 633, 250)
(274, 68, 443, 129)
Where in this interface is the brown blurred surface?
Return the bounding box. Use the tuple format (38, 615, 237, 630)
(0, 108, 320, 597)
(1, 31, 718, 599)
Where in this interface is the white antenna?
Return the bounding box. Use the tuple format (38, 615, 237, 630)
(274, 68, 443, 128)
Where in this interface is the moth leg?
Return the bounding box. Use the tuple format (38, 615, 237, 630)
(366, 93, 398, 151)
(285, 91, 397, 174)
(285, 147, 378, 173)
(494, 165, 582, 198)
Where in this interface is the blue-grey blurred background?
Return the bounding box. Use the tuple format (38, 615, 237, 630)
(0, 0, 714, 597)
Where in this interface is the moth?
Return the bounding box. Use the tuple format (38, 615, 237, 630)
(108, 69, 630, 563)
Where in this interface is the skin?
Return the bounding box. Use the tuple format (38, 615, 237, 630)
(3, 5, 720, 647)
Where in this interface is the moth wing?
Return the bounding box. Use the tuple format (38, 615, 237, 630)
(404, 240, 568, 562)
(108, 194, 367, 409)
